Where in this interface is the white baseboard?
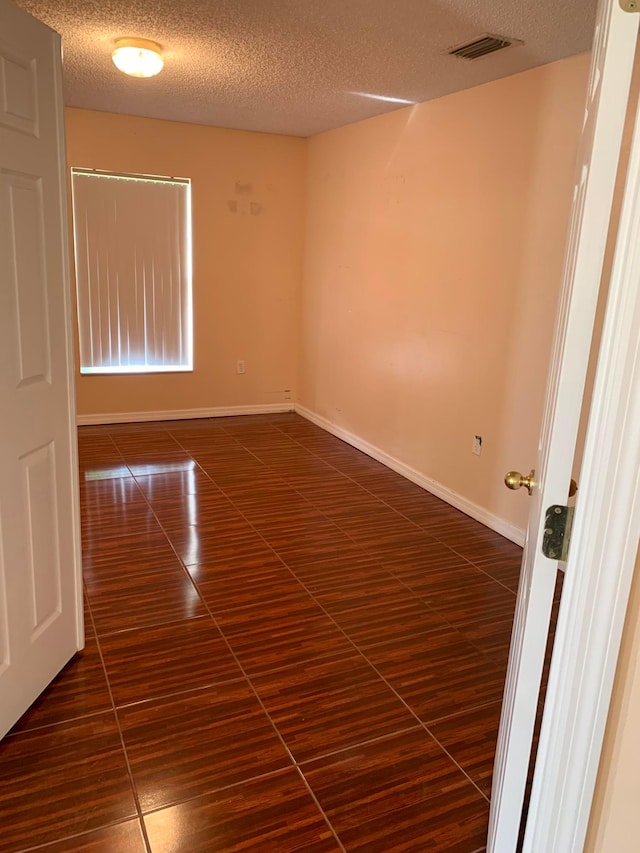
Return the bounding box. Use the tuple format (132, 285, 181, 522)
(77, 403, 295, 426)
(295, 403, 525, 546)
(76, 401, 524, 545)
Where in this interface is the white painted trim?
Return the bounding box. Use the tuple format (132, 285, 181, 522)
(294, 403, 525, 546)
(523, 68, 640, 852)
(77, 403, 294, 426)
(53, 29, 84, 650)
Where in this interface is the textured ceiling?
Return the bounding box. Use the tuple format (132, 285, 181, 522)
(17, 0, 597, 137)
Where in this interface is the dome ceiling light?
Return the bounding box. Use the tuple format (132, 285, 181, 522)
(112, 38, 164, 78)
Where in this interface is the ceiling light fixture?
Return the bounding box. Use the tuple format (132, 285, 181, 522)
(112, 38, 164, 78)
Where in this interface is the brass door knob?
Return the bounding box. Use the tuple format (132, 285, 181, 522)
(504, 469, 536, 495)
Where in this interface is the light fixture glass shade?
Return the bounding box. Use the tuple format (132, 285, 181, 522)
(112, 38, 164, 78)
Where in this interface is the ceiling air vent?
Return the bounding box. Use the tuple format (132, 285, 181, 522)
(447, 34, 519, 60)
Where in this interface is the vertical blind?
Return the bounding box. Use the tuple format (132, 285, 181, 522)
(71, 169, 193, 374)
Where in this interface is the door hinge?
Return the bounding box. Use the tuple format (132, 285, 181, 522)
(542, 505, 575, 562)
(620, 0, 639, 12)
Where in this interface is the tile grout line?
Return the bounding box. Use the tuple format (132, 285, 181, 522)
(162, 426, 493, 806)
(103, 425, 346, 850)
(215, 421, 517, 617)
(98, 418, 503, 807)
(13, 819, 147, 853)
(221, 425, 508, 604)
(150, 550, 348, 851)
(208, 428, 502, 798)
(421, 697, 503, 728)
(229, 425, 503, 805)
(77, 415, 508, 843)
(107, 421, 489, 833)
(272, 421, 520, 595)
(206, 424, 512, 667)
(84, 592, 154, 853)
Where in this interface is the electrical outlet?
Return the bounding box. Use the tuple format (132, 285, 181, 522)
(236, 359, 245, 375)
(472, 435, 482, 456)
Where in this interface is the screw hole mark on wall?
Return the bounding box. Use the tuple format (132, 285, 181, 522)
(226, 200, 265, 216)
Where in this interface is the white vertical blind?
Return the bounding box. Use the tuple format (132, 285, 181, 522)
(71, 170, 193, 374)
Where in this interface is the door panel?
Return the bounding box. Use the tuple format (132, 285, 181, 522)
(23, 443, 62, 635)
(9, 173, 51, 386)
(0, 0, 82, 739)
(0, 44, 38, 136)
(488, 0, 639, 849)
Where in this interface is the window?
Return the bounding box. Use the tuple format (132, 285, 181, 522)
(71, 169, 193, 374)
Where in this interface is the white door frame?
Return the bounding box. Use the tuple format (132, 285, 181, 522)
(489, 1, 639, 847)
(522, 73, 640, 850)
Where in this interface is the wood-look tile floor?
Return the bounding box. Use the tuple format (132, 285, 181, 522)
(1, 413, 527, 852)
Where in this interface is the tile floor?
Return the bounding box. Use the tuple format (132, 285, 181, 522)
(0, 413, 530, 852)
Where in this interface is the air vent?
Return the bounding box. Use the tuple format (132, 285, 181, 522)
(447, 34, 520, 61)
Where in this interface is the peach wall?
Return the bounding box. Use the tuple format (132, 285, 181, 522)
(585, 544, 640, 852)
(298, 54, 590, 533)
(65, 108, 306, 419)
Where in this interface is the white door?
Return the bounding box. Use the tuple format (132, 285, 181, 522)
(0, 0, 82, 739)
(488, 1, 640, 849)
